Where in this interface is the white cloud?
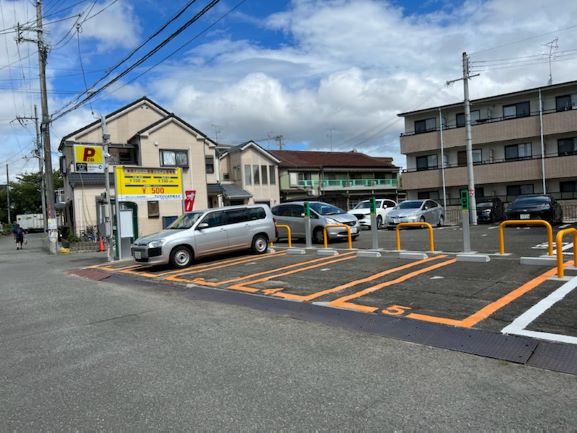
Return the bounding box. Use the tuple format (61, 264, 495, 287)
(146, 0, 577, 169)
(4, 0, 577, 177)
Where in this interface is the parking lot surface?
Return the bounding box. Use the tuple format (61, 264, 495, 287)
(80, 223, 577, 374)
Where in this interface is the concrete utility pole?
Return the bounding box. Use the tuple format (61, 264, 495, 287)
(16, 105, 47, 231)
(100, 115, 113, 262)
(5, 164, 10, 224)
(34, 0, 57, 252)
(447, 52, 479, 226)
(462, 52, 478, 226)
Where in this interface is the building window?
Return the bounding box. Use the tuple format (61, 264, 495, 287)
(269, 165, 276, 185)
(109, 147, 137, 165)
(503, 101, 530, 119)
(417, 191, 439, 200)
(457, 149, 482, 166)
(244, 164, 252, 185)
(556, 95, 573, 112)
(507, 184, 534, 197)
(162, 216, 178, 228)
(505, 143, 532, 161)
(147, 201, 159, 218)
(560, 181, 577, 193)
(253, 165, 260, 185)
(414, 118, 436, 134)
(261, 165, 268, 184)
(416, 154, 438, 171)
(455, 110, 480, 127)
(160, 150, 188, 167)
(558, 138, 577, 156)
(205, 156, 214, 174)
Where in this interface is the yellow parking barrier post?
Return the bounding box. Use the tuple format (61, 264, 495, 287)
(323, 224, 352, 250)
(556, 228, 577, 278)
(275, 224, 293, 248)
(395, 222, 435, 253)
(498, 220, 553, 256)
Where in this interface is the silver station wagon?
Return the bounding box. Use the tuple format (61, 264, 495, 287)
(131, 204, 277, 268)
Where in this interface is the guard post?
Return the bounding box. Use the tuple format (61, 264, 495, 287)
(304, 201, 312, 248)
(370, 196, 379, 249)
(460, 187, 471, 252)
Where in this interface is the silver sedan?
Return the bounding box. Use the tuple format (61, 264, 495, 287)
(385, 199, 445, 228)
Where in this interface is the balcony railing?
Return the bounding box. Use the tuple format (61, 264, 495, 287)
(298, 178, 398, 189)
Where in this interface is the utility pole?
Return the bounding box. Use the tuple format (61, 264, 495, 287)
(5, 164, 10, 224)
(35, 105, 47, 232)
(19, 0, 58, 252)
(447, 52, 479, 226)
(101, 115, 113, 262)
(16, 105, 47, 231)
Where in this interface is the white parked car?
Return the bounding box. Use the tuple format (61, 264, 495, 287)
(350, 199, 397, 229)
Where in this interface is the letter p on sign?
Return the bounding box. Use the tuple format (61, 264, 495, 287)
(83, 147, 96, 161)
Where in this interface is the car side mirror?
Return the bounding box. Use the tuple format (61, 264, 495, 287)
(197, 222, 209, 230)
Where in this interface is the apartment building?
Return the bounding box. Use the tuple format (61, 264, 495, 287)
(269, 150, 400, 210)
(399, 80, 577, 206)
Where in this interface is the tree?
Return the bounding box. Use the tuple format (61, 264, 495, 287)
(0, 170, 63, 223)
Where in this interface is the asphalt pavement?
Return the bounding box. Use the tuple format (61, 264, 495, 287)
(1, 232, 577, 431)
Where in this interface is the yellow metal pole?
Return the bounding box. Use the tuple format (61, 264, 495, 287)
(395, 225, 401, 251)
(556, 229, 565, 278)
(499, 221, 506, 255)
(275, 224, 292, 248)
(544, 221, 553, 256)
(323, 227, 328, 249)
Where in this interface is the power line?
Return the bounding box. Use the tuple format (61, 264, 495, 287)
(51, 0, 222, 121)
(87, 0, 249, 105)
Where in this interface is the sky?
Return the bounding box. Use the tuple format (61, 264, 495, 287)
(1, 0, 577, 180)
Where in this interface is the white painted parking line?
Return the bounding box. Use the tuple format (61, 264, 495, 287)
(501, 275, 577, 345)
(488, 226, 499, 230)
(559, 224, 570, 229)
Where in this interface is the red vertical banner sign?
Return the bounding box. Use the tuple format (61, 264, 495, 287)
(184, 190, 196, 212)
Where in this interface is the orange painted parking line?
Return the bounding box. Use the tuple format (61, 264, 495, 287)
(228, 253, 357, 293)
(191, 252, 356, 288)
(407, 260, 573, 328)
(88, 263, 142, 271)
(119, 267, 162, 278)
(273, 255, 447, 302)
(328, 258, 457, 313)
(158, 251, 287, 279)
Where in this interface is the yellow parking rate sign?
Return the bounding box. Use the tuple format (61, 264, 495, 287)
(74, 145, 104, 172)
(115, 166, 183, 201)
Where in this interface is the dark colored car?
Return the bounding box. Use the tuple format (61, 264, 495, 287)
(504, 195, 563, 225)
(476, 197, 504, 223)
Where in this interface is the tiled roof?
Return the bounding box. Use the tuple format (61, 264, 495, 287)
(269, 150, 398, 169)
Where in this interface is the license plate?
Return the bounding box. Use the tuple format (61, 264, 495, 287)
(134, 251, 142, 259)
(520, 214, 530, 220)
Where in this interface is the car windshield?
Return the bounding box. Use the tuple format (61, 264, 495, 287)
(513, 197, 550, 206)
(354, 200, 382, 210)
(477, 202, 493, 209)
(168, 212, 204, 229)
(397, 201, 423, 209)
(309, 202, 345, 215)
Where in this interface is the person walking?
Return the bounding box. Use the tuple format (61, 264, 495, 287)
(14, 224, 25, 250)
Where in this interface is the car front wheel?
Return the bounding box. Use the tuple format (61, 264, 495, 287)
(170, 246, 193, 269)
(251, 234, 269, 254)
(376, 215, 383, 229)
